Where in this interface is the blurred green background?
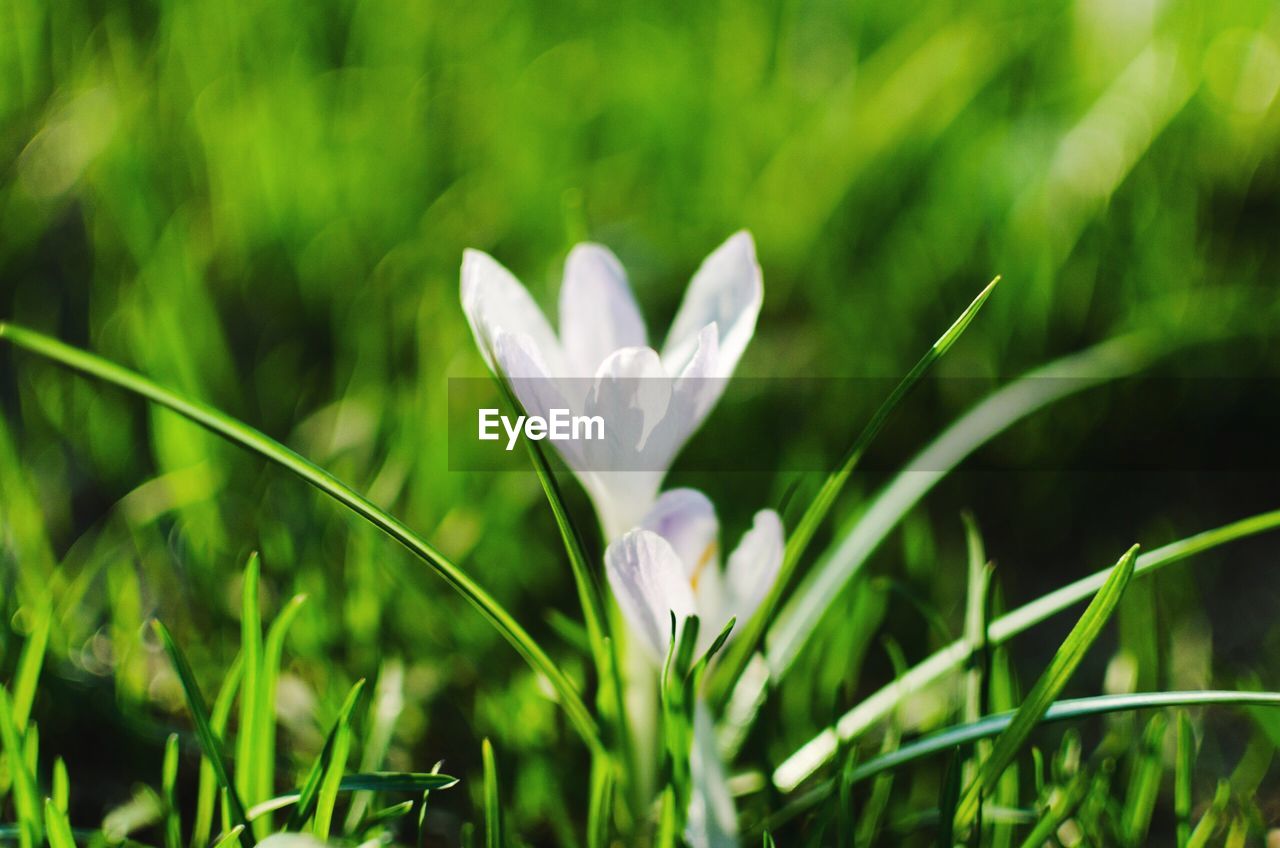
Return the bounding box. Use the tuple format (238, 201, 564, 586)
(2, 0, 1280, 842)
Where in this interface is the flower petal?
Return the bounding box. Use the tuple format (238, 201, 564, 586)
(584, 346, 672, 464)
(723, 509, 785, 628)
(661, 231, 762, 379)
(460, 249, 565, 375)
(605, 529, 696, 660)
(492, 331, 586, 471)
(640, 489, 720, 582)
(559, 243, 648, 377)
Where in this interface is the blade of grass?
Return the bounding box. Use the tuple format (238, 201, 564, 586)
(153, 620, 254, 847)
(344, 659, 402, 832)
(483, 738, 500, 848)
(0, 687, 42, 848)
(286, 679, 365, 832)
(51, 758, 69, 813)
(793, 690, 1280, 806)
(313, 697, 355, 841)
(211, 825, 245, 848)
(0, 323, 601, 756)
(1176, 711, 1193, 848)
(773, 509, 1280, 790)
(236, 554, 264, 821)
(714, 276, 999, 700)
(587, 753, 613, 848)
(1186, 780, 1230, 848)
(1015, 770, 1089, 848)
(193, 654, 244, 848)
(10, 596, 50, 730)
(248, 773, 460, 822)
(258, 593, 307, 831)
(43, 800, 76, 848)
(936, 747, 962, 848)
(953, 544, 1137, 830)
(725, 333, 1168, 757)
(163, 733, 181, 848)
(1120, 712, 1168, 846)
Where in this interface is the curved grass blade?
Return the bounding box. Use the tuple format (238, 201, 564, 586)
(714, 276, 999, 699)
(953, 544, 1138, 829)
(153, 620, 255, 847)
(247, 772, 462, 820)
(792, 690, 1280, 808)
(773, 509, 1280, 791)
(0, 323, 601, 755)
(286, 679, 365, 832)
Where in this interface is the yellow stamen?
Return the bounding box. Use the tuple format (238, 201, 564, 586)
(690, 541, 719, 591)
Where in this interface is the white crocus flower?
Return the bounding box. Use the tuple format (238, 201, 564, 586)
(604, 489, 784, 848)
(460, 233, 763, 540)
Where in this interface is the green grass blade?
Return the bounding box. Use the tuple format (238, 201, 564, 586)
(483, 738, 501, 848)
(1186, 779, 1230, 848)
(193, 654, 244, 848)
(337, 772, 460, 792)
(768, 334, 1156, 673)
(51, 758, 69, 813)
(152, 620, 255, 847)
(236, 554, 264, 819)
(1015, 771, 1088, 848)
(163, 732, 182, 848)
(11, 597, 50, 730)
(0, 687, 42, 847)
(0, 323, 600, 756)
(249, 772, 460, 821)
(773, 509, 1280, 791)
(800, 689, 1280, 802)
(258, 593, 307, 832)
(1120, 712, 1167, 845)
(714, 276, 999, 698)
(313, 702, 354, 840)
(343, 659, 402, 833)
(936, 747, 962, 848)
(211, 825, 245, 848)
(587, 753, 613, 848)
(1175, 711, 1193, 848)
(43, 799, 76, 848)
(287, 678, 365, 832)
(953, 544, 1137, 829)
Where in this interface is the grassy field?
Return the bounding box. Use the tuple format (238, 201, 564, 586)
(2, 0, 1280, 844)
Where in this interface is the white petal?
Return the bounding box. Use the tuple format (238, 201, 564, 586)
(640, 489, 720, 582)
(724, 510, 785, 629)
(661, 231, 762, 379)
(685, 702, 740, 848)
(635, 325, 723, 481)
(584, 346, 672, 465)
(460, 249, 565, 375)
(492, 331, 586, 471)
(559, 243, 648, 377)
(605, 529, 696, 660)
